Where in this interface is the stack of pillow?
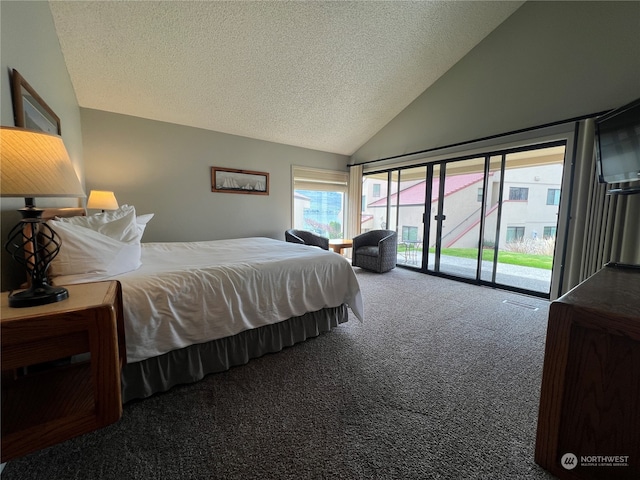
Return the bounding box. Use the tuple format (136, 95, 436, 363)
(47, 205, 153, 281)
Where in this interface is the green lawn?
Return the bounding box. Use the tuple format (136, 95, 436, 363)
(421, 247, 553, 270)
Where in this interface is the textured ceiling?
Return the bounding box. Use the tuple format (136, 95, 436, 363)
(49, 1, 524, 155)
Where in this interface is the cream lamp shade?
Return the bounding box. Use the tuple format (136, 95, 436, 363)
(87, 190, 119, 211)
(0, 126, 84, 308)
(0, 126, 85, 199)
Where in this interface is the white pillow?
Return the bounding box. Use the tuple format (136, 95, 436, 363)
(57, 205, 154, 241)
(135, 213, 155, 239)
(48, 206, 141, 278)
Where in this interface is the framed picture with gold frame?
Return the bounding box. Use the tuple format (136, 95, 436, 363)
(11, 69, 61, 135)
(211, 167, 269, 195)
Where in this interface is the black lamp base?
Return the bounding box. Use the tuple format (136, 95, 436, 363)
(8, 284, 69, 308)
(5, 199, 69, 308)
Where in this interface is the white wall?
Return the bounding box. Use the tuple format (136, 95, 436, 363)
(351, 1, 640, 164)
(0, 2, 348, 288)
(80, 109, 349, 243)
(0, 1, 84, 290)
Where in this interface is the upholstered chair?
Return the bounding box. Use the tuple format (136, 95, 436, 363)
(352, 229, 398, 273)
(285, 229, 329, 250)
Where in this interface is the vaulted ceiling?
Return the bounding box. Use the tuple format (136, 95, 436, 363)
(49, 1, 524, 155)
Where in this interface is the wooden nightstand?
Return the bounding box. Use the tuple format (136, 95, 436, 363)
(1, 280, 126, 462)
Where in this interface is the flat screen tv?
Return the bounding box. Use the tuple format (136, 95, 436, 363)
(595, 97, 640, 193)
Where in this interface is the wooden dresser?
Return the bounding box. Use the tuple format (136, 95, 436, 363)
(1, 281, 126, 462)
(535, 263, 640, 480)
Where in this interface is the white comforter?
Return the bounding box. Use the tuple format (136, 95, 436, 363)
(58, 237, 363, 363)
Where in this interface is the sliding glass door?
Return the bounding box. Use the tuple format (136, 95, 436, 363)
(492, 148, 565, 293)
(396, 167, 427, 267)
(434, 157, 487, 280)
(362, 142, 566, 298)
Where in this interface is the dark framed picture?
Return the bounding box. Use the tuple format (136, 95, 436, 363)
(11, 69, 61, 135)
(211, 167, 269, 195)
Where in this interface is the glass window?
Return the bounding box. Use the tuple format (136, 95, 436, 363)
(292, 166, 348, 239)
(402, 226, 418, 242)
(294, 190, 344, 237)
(506, 226, 525, 242)
(508, 187, 529, 201)
(546, 188, 561, 205)
(372, 184, 381, 197)
(543, 226, 557, 238)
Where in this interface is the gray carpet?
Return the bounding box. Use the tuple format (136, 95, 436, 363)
(2, 268, 556, 479)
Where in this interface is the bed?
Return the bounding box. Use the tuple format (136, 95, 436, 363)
(43, 206, 363, 402)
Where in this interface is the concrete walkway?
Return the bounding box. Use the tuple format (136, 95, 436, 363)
(398, 252, 552, 294)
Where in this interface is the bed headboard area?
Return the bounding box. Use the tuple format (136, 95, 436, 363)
(41, 207, 86, 220)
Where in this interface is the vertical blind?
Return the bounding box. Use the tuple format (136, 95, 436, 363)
(561, 119, 640, 295)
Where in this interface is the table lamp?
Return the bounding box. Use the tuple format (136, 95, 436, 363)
(0, 126, 85, 307)
(87, 190, 118, 213)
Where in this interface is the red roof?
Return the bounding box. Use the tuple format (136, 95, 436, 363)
(368, 173, 485, 207)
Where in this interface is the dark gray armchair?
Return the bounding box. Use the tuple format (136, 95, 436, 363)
(352, 229, 398, 273)
(285, 229, 329, 250)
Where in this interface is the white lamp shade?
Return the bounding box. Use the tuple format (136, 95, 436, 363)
(87, 190, 119, 210)
(0, 127, 85, 198)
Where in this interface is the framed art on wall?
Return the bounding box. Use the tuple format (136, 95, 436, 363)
(11, 69, 61, 135)
(211, 167, 269, 195)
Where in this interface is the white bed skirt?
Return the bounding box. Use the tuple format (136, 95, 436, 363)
(121, 305, 348, 402)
